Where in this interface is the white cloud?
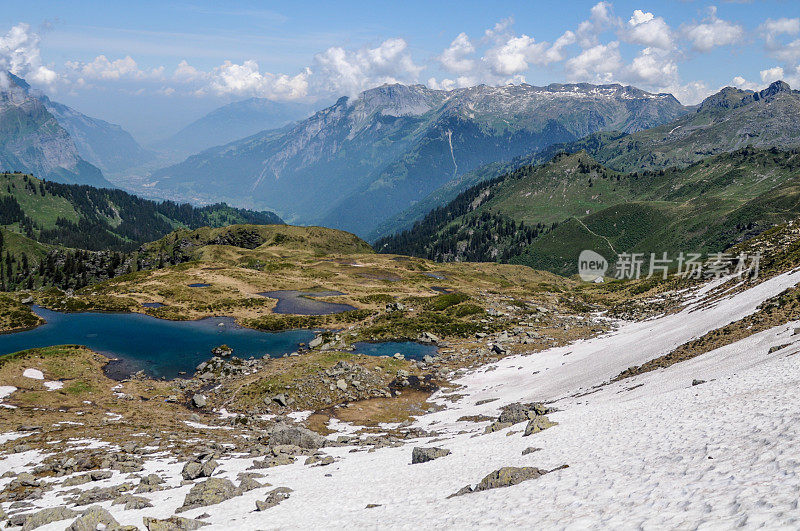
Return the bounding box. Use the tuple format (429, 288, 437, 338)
(624, 10, 674, 50)
(759, 18, 800, 65)
(439, 33, 475, 74)
(626, 48, 678, 84)
(565, 41, 622, 83)
(312, 38, 423, 97)
(760, 66, 784, 83)
(173, 60, 205, 82)
(576, 1, 620, 48)
(207, 60, 310, 99)
(0, 23, 57, 86)
(66, 55, 163, 81)
(684, 10, 744, 52)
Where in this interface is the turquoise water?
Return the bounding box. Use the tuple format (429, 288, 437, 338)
(352, 341, 438, 360)
(0, 306, 314, 379)
(257, 290, 356, 315)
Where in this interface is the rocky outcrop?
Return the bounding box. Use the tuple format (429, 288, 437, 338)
(18, 506, 77, 530)
(143, 516, 209, 530)
(449, 465, 568, 497)
(66, 506, 126, 531)
(177, 478, 242, 512)
(181, 457, 218, 480)
(411, 447, 451, 464)
(268, 423, 326, 449)
(255, 487, 293, 511)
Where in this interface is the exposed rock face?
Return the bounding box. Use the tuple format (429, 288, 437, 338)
(143, 516, 209, 530)
(152, 82, 688, 238)
(268, 423, 326, 449)
(66, 506, 124, 531)
(181, 458, 218, 480)
(191, 394, 207, 408)
(411, 447, 452, 464)
(19, 506, 77, 530)
(255, 487, 293, 511)
(177, 478, 242, 512)
(524, 415, 558, 436)
(450, 466, 567, 497)
(0, 73, 110, 186)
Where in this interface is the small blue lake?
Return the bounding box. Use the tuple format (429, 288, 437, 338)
(0, 306, 314, 380)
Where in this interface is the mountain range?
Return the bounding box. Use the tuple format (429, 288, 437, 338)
(375, 80, 800, 276)
(149, 82, 689, 236)
(375, 80, 800, 241)
(160, 98, 313, 157)
(0, 73, 157, 186)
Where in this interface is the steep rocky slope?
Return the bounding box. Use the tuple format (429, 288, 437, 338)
(152, 83, 688, 236)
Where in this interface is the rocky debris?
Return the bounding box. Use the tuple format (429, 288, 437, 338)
(411, 447, 451, 464)
(66, 505, 127, 531)
(181, 457, 218, 480)
(485, 402, 553, 433)
(419, 332, 441, 344)
(238, 475, 264, 491)
(211, 345, 233, 357)
(365, 504, 382, 509)
(177, 478, 242, 512)
(692, 379, 707, 386)
(251, 454, 295, 469)
(64, 470, 112, 486)
(268, 423, 325, 449)
(16, 506, 77, 530)
(385, 302, 405, 312)
(272, 393, 289, 407)
(255, 487, 293, 511)
(524, 416, 557, 436)
(304, 455, 335, 466)
(449, 465, 568, 497)
(308, 336, 324, 349)
(143, 516, 209, 530)
(112, 494, 153, 510)
(192, 394, 207, 408)
(69, 483, 133, 506)
(490, 343, 507, 355)
(522, 447, 541, 455)
(136, 473, 166, 493)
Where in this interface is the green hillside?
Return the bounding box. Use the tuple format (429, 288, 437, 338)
(0, 172, 283, 252)
(377, 147, 800, 276)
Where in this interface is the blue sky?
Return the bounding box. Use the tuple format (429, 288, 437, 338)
(1, 1, 798, 140)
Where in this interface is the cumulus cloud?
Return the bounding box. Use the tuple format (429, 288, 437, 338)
(439, 33, 475, 74)
(312, 38, 423, 96)
(207, 60, 310, 99)
(626, 48, 678, 84)
(0, 23, 57, 86)
(576, 1, 620, 48)
(760, 66, 784, 83)
(65, 55, 163, 81)
(759, 18, 800, 65)
(565, 41, 623, 83)
(624, 10, 674, 50)
(684, 8, 744, 52)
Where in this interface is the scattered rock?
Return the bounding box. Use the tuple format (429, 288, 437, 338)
(177, 478, 241, 512)
(255, 487, 292, 511)
(143, 516, 209, 530)
(523, 415, 557, 436)
(272, 394, 288, 407)
(19, 506, 78, 531)
(66, 506, 122, 531)
(181, 458, 218, 480)
(449, 465, 567, 497)
(691, 379, 706, 386)
(522, 447, 541, 455)
(191, 394, 207, 408)
(268, 423, 325, 449)
(365, 504, 382, 509)
(411, 447, 451, 464)
(113, 494, 153, 510)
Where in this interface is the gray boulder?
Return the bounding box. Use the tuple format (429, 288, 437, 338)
(20, 506, 77, 531)
(268, 423, 325, 449)
(191, 394, 207, 408)
(411, 447, 451, 464)
(112, 494, 153, 510)
(177, 478, 242, 512)
(181, 458, 218, 480)
(523, 415, 557, 436)
(255, 487, 292, 511)
(66, 506, 123, 531)
(143, 516, 209, 530)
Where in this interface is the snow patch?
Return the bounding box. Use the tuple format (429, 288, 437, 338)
(23, 368, 44, 380)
